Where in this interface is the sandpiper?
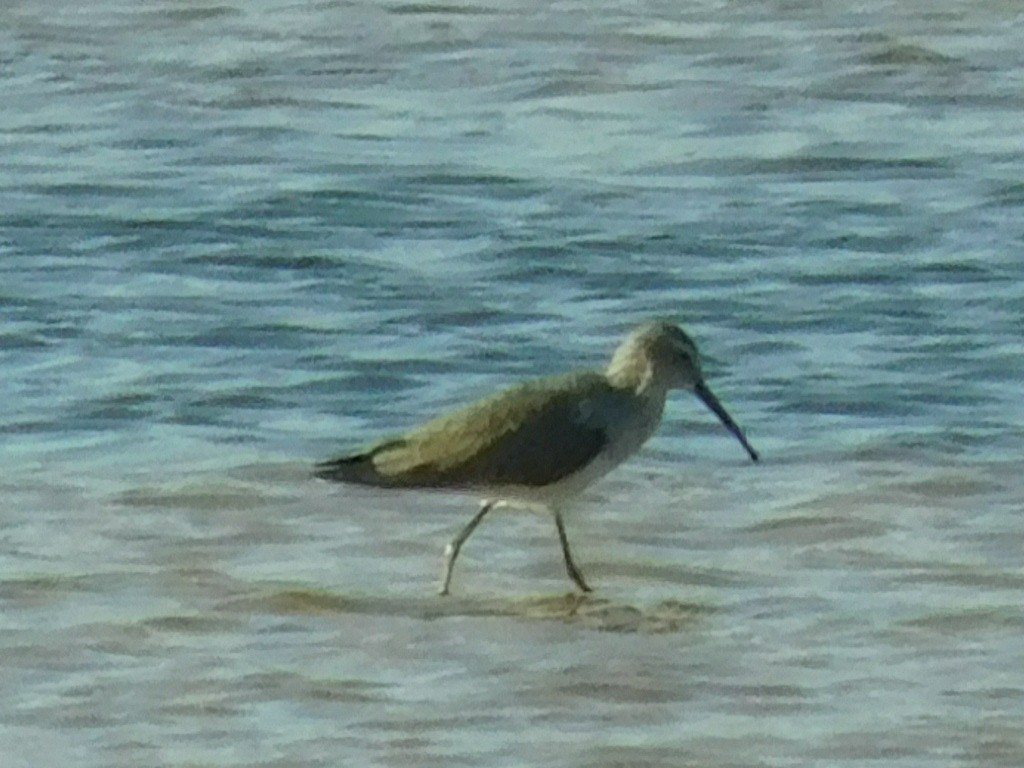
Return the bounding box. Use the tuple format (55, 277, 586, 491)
(315, 321, 758, 595)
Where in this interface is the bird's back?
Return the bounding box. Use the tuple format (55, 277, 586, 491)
(315, 372, 621, 491)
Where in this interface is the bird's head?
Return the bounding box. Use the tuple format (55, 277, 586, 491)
(608, 321, 702, 391)
(608, 321, 759, 462)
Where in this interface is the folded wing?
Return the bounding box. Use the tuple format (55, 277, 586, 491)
(315, 373, 610, 490)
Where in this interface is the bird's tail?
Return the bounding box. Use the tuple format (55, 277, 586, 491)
(313, 440, 406, 486)
(314, 452, 382, 485)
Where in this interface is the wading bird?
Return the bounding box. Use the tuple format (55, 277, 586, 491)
(315, 321, 758, 595)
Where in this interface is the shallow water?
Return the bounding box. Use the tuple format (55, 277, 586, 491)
(3, 0, 1024, 765)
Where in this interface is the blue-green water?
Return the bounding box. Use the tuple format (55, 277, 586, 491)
(2, 1, 1023, 766)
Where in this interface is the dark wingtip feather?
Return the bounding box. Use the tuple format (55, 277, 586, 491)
(313, 440, 409, 486)
(313, 453, 380, 484)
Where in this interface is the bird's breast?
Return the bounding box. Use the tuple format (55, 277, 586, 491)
(538, 389, 666, 500)
(597, 388, 667, 462)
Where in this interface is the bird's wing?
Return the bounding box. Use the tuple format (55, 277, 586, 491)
(356, 373, 612, 489)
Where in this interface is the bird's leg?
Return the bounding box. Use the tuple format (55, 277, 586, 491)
(439, 500, 495, 596)
(554, 511, 592, 593)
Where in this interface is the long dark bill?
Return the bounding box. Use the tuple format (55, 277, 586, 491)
(694, 380, 759, 462)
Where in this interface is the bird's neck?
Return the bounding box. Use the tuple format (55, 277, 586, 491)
(605, 359, 669, 418)
(601, 366, 669, 461)
(605, 352, 668, 397)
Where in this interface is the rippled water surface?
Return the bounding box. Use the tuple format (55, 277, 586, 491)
(3, 1, 1023, 765)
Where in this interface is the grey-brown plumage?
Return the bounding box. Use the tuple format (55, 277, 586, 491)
(315, 373, 613, 489)
(316, 321, 758, 595)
